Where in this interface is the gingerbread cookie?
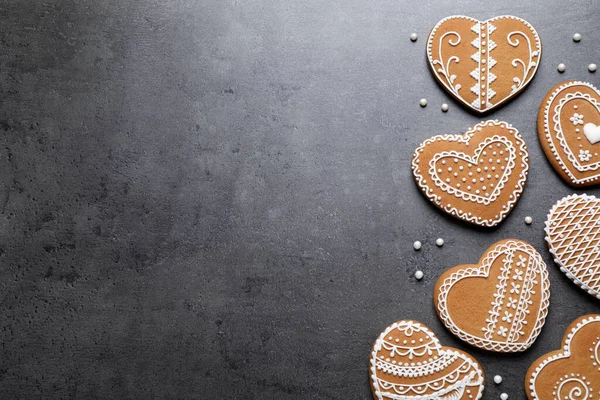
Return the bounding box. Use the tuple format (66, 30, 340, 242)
(526, 314, 600, 399)
(427, 15, 541, 113)
(412, 120, 529, 227)
(538, 80, 600, 187)
(546, 193, 600, 299)
(434, 239, 550, 352)
(370, 320, 484, 400)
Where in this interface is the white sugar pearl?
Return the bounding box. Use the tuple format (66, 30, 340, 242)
(573, 33, 582, 42)
(500, 394, 508, 400)
(557, 63, 566, 73)
(589, 63, 597, 72)
(441, 103, 449, 112)
(525, 216, 533, 225)
(419, 98, 428, 107)
(413, 241, 422, 250)
(494, 375, 502, 384)
(415, 270, 424, 280)
(410, 33, 418, 42)
(436, 238, 444, 247)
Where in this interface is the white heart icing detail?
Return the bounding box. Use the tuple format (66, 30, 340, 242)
(584, 123, 600, 144)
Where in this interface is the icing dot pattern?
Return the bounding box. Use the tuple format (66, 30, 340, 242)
(434, 141, 513, 200)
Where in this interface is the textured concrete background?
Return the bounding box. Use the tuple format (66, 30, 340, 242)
(1, 0, 600, 398)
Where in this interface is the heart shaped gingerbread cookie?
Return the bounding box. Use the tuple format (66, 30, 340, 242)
(526, 314, 600, 399)
(412, 120, 529, 227)
(539, 81, 600, 187)
(427, 15, 541, 113)
(370, 320, 484, 400)
(546, 194, 600, 299)
(434, 239, 550, 352)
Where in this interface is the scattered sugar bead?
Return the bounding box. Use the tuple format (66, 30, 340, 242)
(525, 216, 533, 225)
(413, 241, 422, 250)
(410, 32, 418, 42)
(557, 63, 566, 73)
(436, 238, 444, 247)
(500, 394, 508, 400)
(494, 375, 502, 384)
(415, 270, 424, 280)
(573, 33, 582, 42)
(419, 98, 428, 107)
(441, 103, 449, 112)
(589, 63, 597, 72)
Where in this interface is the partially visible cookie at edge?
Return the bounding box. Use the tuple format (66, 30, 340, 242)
(526, 314, 600, 399)
(370, 320, 484, 400)
(538, 80, 600, 187)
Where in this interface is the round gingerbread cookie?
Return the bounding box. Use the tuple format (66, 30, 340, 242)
(427, 15, 541, 113)
(411, 120, 529, 227)
(546, 193, 600, 299)
(526, 314, 600, 399)
(370, 320, 484, 400)
(434, 239, 550, 352)
(538, 80, 600, 187)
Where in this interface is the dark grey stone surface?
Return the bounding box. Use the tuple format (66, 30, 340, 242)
(1, 0, 600, 398)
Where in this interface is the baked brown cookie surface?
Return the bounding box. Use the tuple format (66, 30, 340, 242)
(538, 80, 600, 187)
(526, 315, 600, 399)
(412, 120, 529, 227)
(427, 15, 541, 113)
(370, 320, 484, 400)
(434, 239, 550, 352)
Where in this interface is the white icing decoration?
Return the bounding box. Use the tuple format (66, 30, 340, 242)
(543, 81, 600, 184)
(507, 30, 537, 94)
(427, 15, 541, 113)
(571, 113, 585, 126)
(545, 194, 600, 299)
(579, 149, 592, 162)
(431, 30, 463, 97)
(370, 321, 484, 400)
(436, 240, 550, 352)
(584, 123, 600, 144)
(528, 315, 600, 399)
(427, 135, 516, 206)
(411, 120, 529, 227)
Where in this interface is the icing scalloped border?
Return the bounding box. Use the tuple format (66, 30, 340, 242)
(436, 240, 550, 352)
(528, 314, 600, 399)
(411, 120, 529, 227)
(545, 193, 600, 299)
(543, 81, 600, 185)
(427, 15, 541, 113)
(370, 321, 485, 400)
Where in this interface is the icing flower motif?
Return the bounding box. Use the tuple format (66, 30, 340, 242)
(397, 320, 417, 336)
(507, 297, 518, 309)
(497, 326, 508, 337)
(510, 282, 521, 294)
(570, 113, 584, 126)
(579, 149, 592, 162)
(515, 255, 527, 268)
(512, 268, 524, 281)
(501, 311, 513, 323)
